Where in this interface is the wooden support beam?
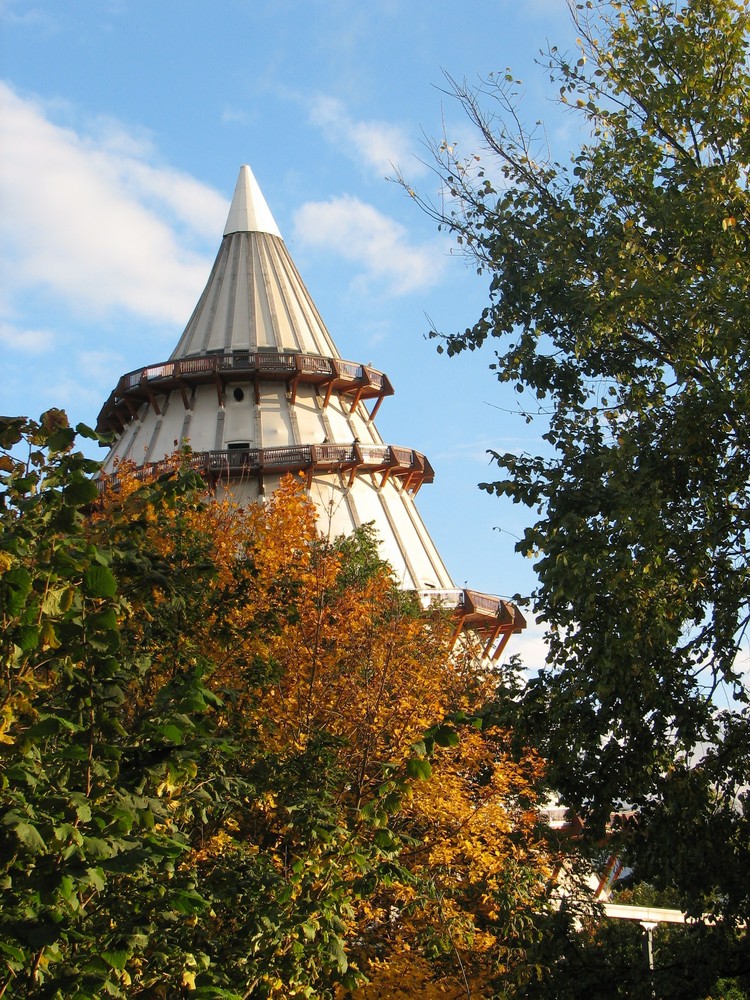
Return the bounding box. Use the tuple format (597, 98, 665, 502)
(176, 380, 191, 409)
(482, 622, 503, 659)
(348, 385, 365, 413)
(145, 388, 161, 416)
(595, 853, 622, 899)
(448, 615, 467, 650)
(346, 445, 364, 487)
(491, 629, 514, 661)
(368, 394, 385, 423)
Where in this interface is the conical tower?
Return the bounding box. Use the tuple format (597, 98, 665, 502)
(98, 166, 524, 657)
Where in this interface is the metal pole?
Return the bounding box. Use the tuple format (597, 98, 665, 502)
(640, 921, 658, 998)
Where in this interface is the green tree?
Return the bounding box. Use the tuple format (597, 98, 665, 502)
(407, 0, 750, 922)
(521, 883, 750, 1000)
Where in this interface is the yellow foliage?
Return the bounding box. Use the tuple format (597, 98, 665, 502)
(92, 464, 551, 994)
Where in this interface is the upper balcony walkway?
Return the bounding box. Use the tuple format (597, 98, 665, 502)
(97, 351, 395, 434)
(107, 441, 435, 495)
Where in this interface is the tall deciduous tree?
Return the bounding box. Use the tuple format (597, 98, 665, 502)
(407, 0, 750, 920)
(0, 414, 550, 998)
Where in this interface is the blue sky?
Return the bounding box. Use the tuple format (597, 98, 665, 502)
(1, 0, 580, 667)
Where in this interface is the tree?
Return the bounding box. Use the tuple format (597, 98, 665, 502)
(406, 0, 750, 922)
(0, 414, 551, 998)
(521, 882, 750, 1000)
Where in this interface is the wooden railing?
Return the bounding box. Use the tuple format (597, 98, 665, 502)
(103, 442, 435, 494)
(416, 587, 526, 659)
(417, 588, 466, 610)
(97, 351, 394, 433)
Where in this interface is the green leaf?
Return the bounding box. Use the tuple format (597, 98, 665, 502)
(84, 867, 106, 892)
(64, 478, 100, 505)
(41, 585, 75, 616)
(171, 888, 209, 915)
(82, 565, 118, 598)
(0, 418, 24, 448)
(1, 567, 32, 616)
(59, 874, 75, 900)
(46, 427, 76, 452)
(328, 935, 348, 973)
(91, 607, 119, 631)
(432, 724, 460, 747)
(102, 949, 130, 971)
(83, 836, 115, 859)
(373, 828, 400, 852)
(26, 714, 79, 737)
(160, 722, 185, 744)
(406, 758, 432, 780)
(0, 940, 27, 963)
(16, 625, 40, 652)
(300, 920, 318, 941)
(75, 422, 101, 441)
(72, 799, 92, 823)
(3, 814, 47, 853)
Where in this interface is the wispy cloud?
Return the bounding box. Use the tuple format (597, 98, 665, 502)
(510, 616, 549, 673)
(0, 321, 56, 353)
(0, 82, 226, 326)
(293, 194, 446, 295)
(308, 95, 427, 178)
(77, 348, 126, 382)
(0, 0, 58, 30)
(221, 106, 251, 126)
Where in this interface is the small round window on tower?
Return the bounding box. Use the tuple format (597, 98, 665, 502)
(233, 387, 245, 402)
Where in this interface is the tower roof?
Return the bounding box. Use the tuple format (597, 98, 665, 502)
(223, 164, 282, 238)
(169, 166, 338, 360)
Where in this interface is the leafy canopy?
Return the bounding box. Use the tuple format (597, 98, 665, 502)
(0, 413, 550, 998)
(408, 0, 750, 920)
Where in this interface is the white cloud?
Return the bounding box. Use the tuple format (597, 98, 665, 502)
(308, 95, 427, 178)
(505, 613, 549, 674)
(77, 348, 125, 382)
(0, 321, 56, 353)
(221, 106, 251, 126)
(0, 82, 227, 326)
(292, 194, 446, 295)
(0, 0, 57, 30)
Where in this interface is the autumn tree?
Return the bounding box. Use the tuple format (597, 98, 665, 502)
(406, 0, 750, 923)
(0, 413, 550, 999)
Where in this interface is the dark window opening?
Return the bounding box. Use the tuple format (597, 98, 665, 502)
(227, 442, 250, 468)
